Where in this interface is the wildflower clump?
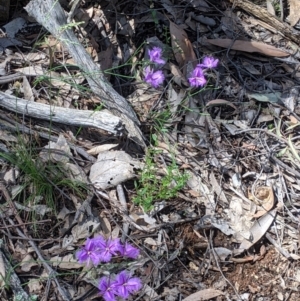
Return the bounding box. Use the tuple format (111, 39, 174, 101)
(143, 46, 165, 88)
(188, 56, 219, 88)
(99, 271, 142, 301)
(143, 45, 218, 90)
(148, 46, 166, 65)
(144, 66, 165, 88)
(76, 236, 141, 301)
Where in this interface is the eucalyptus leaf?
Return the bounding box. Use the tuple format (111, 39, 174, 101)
(247, 92, 281, 103)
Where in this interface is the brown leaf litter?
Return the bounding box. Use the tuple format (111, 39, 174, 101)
(1, 0, 300, 300)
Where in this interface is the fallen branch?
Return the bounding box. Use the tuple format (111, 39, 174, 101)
(0, 241, 31, 301)
(0, 91, 123, 135)
(228, 0, 300, 44)
(25, 0, 146, 148)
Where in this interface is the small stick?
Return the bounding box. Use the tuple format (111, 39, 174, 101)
(117, 184, 130, 242)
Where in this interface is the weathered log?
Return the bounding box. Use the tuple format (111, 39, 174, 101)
(0, 91, 123, 135)
(24, 0, 146, 148)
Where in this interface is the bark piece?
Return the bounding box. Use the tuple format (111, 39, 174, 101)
(25, 0, 145, 148)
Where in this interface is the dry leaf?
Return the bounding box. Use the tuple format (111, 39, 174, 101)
(288, 0, 300, 26)
(290, 115, 298, 124)
(236, 209, 277, 254)
(242, 61, 261, 75)
(15, 65, 45, 76)
(97, 46, 113, 73)
(20, 254, 38, 272)
(207, 39, 289, 57)
(71, 220, 100, 242)
(40, 133, 71, 164)
(206, 99, 237, 111)
(182, 288, 224, 301)
(170, 21, 197, 75)
(188, 0, 211, 12)
(161, 0, 180, 19)
(209, 172, 228, 204)
(249, 186, 274, 218)
(266, 0, 276, 15)
(188, 189, 201, 197)
(241, 142, 258, 150)
(90, 151, 144, 190)
(169, 62, 189, 86)
(27, 279, 43, 294)
(167, 85, 186, 114)
(87, 143, 118, 155)
(22, 76, 34, 101)
(51, 254, 83, 269)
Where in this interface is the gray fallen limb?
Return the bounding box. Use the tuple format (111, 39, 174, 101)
(25, 0, 146, 148)
(0, 91, 123, 135)
(0, 240, 32, 301)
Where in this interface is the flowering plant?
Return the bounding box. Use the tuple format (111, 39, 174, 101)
(143, 46, 218, 89)
(76, 236, 141, 301)
(143, 46, 166, 88)
(148, 46, 166, 65)
(144, 66, 165, 88)
(188, 56, 219, 88)
(99, 271, 142, 301)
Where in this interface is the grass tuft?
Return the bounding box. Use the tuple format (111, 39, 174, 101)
(0, 136, 87, 220)
(133, 148, 189, 211)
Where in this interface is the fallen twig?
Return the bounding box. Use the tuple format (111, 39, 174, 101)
(117, 184, 130, 242)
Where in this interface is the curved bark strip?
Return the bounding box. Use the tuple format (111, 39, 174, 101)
(25, 0, 146, 148)
(0, 91, 123, 135)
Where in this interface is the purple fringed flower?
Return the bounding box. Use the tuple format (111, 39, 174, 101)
(148, 46, 166, 65)
(114, 271, 142, 299)
(188, 66, 207, 88)
(118, 242, 140, 259)
(76, 238, 101, 266)
(144, 66, 165, 88)
(95, 237, 121, 263)
(99, 276, 118, 301)
(198, 56, 219, 69)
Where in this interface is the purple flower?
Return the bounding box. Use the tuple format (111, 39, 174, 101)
(95, 237, 121, 263)
(118, 242, 140, 259)
(192, 66, 204, 78)
(148, 47, 166, 65)
(99, 276, 118, 301)
(114, 271, 142, 299)
(76, 238, 101, 266)
(188, 66, 207, 87)
(198, 56, 219, 69)
(144, 66, 165, 88)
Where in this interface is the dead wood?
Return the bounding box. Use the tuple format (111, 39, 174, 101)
(0, 242, 31, 301)
(229, 0, 300, 44)
(24, 0, 146, 148)
(0, 91, 123, 135)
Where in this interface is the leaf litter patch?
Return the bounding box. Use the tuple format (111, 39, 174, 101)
(0, 0, 300, 300)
